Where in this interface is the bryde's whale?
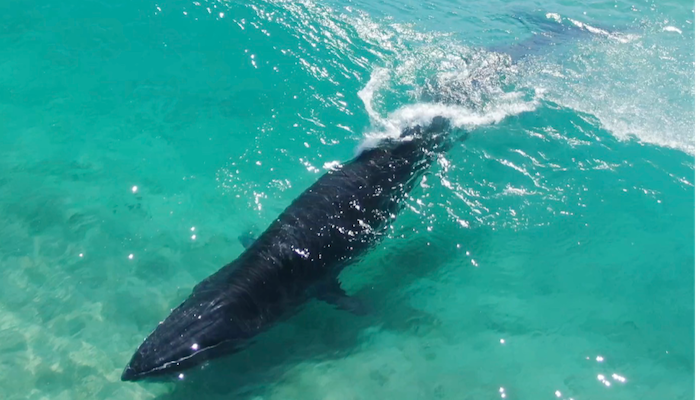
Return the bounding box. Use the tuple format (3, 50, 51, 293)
(121, 116, 453, 382)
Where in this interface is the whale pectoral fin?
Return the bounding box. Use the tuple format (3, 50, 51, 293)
(237, 232, 257, 249)
(316, 280, 372, 316)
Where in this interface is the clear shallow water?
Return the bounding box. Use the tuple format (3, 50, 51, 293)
(0, 0, 694, 399)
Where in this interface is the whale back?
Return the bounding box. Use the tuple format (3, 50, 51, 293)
(122, 117, 452, 381)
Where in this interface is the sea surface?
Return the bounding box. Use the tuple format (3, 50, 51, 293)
(0, 0, 694, 399)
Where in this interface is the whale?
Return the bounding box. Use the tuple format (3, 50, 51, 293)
(121, 116, 453, 382)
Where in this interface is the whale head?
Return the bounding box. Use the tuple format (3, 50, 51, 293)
(121, 290, 253, 382)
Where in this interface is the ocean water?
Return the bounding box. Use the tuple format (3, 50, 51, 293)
(0, 0, 694, 398)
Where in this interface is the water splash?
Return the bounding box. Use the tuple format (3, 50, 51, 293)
(355, 43, 539, 152)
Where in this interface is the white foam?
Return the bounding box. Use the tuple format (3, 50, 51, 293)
(357, 67, 391, 128)
(388, 99, 537, 132)
(565, 17, 639, 43)
(662, 26, 682, 34)
(545, 13, 562, 23)
(356, 72, 538, 154)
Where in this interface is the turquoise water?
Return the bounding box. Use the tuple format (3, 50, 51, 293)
(0, 0, 694, 398)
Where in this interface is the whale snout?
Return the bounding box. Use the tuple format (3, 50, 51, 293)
(121, 319, 210, 382)
(121, 360, 183, 382)
(120, 336, 171, 382)
(121, 365, 140, 382)
(121, 292, 253, 382)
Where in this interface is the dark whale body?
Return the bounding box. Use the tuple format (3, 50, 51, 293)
(121, 117, 452, 382)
